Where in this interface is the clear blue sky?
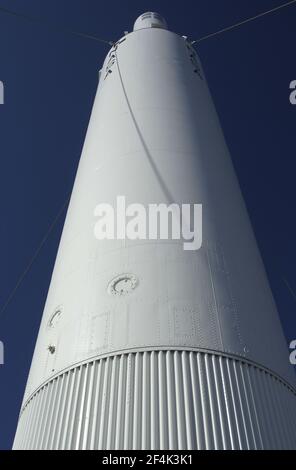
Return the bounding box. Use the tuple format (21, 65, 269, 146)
(0, 0, 296, 450)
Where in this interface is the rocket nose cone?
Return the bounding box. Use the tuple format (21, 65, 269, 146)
(133, 12, 168, 31)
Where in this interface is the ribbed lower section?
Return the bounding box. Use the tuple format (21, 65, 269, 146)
(14, 350, 296, 450)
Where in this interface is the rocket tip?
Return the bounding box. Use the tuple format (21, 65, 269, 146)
(133, 12, 168, 31)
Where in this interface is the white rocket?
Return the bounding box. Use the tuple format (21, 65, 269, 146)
(14, 13, 296, 450)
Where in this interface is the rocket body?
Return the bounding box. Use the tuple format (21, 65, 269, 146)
(14, 13, 296, 449)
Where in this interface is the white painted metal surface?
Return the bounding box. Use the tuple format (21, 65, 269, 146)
(14, 13, 296, 449)
(14, 351, 296, 450)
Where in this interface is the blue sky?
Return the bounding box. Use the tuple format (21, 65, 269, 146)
(0, 0, 296, 449)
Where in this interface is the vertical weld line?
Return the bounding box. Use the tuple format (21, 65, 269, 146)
(98, 357, 112, 449)
(124, 353, 135, 450)
(26, 399, 36, 449)
(182, 351, 196, 450)
(98, 359, 109, 450)
(31, 396, 39, 447)
(67, 366, 84, 449)
(81, 362, 95, 449)
(30, 395, 40, 448)
(211, 355, 228, 450)
(22, 395, 34, 449)
(198, 353, 214, 450)
(219, 357, 236, 450)
(37, 383, 52, 449)
(151, 351, 160, 450)
(174, 351, 186, 450)
(204, 354, 221, 450)
(48, 376, 64, 449)
(141, 351, 151, 450)
(60, 369, 75, 449)
(18, 407, 26, 449)
(36, 386, 49, 448)
(106, 356, 120, 450)
(189, 352, 205, 450)
(253, 368, 273, 449)
(238, 363, 257, 450)
(115, 354, 127, 449)
(93, 360, 106, 449)
(24, 398, 35, 449)
(20, 407, 27, 448)
(43, 378, 59, 449)
(226, 359, 243, 449)
(245, 366, 264, 450)
(166, 351, 177, 450)
(29, 390, 42, 448)
(76, 362, 92, 450)
(129, 353, 136, 448)
(47, 375, 64, 449)
(158, 351, 168, 450)
(70, 364, 87, 449)
(22, 405, 30, 448)
(54, 372, 71, 449)
(45, 379, 59, 448)
(232, 361, 250, 450)
(74, 363, 90, 450)
(39, 380, 55, 449)
(264, 375, 284, 449)
(88, 360, 101, 449)
(133, 352, 143, 450)
(260, 371, 276, 449)
(50, 375, 65, 449)
(62, 369, 77, 450)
